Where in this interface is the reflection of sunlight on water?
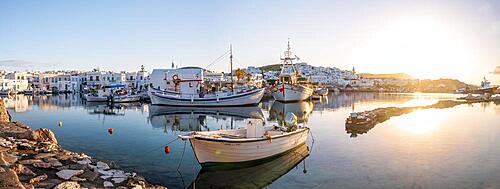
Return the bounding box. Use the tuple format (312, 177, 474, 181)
(392, 109, 450, 135)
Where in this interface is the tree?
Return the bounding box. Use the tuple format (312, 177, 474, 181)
(235, 68, 246, 81)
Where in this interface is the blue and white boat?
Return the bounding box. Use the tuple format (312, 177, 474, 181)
(148, 46, 264, 107)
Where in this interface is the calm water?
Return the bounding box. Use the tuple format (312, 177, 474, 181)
(3, 93, 500, 189)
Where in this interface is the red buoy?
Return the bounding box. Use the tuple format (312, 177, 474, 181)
(108, 128, 113, 134)
(164, 146, 171, 154)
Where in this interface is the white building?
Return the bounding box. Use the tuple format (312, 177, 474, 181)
(1, 72, 30, 92)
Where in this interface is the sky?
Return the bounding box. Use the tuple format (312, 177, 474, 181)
(1, 0, 500, 84)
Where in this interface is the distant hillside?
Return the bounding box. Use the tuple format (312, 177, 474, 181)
(359, 73, 414, 80)
(259, 64, 282, 72)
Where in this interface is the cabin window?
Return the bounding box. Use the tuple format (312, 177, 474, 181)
(189, 82, 193, 87)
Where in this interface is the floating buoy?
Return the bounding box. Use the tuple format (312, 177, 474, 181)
(107, 128, 113, 134)
(58, 121, 63, 127)
(164, 146, 171, 154)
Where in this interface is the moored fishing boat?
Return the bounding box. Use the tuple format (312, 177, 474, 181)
(473, 77, 498, 94)
(111, 88, 141, 103)
(148, 46, 265, 107)
(179, 113, 309, 165)
(271, 41, 313, 102)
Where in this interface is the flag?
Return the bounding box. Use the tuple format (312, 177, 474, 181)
(279, 83, 285, 96)
(171, 61, 175, 69)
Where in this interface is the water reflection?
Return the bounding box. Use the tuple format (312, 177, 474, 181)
(190, 143, 310, 189)
(269, 101, 313, 125)
(4, 93, 500, 188)
(149, 106, 264, 132)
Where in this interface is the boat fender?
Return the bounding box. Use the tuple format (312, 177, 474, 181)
(164, 146, 171, 154)
(108, 128, 113, 134)
(265, 133, 272, 143)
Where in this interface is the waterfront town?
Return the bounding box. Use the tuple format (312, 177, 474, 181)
(3, 1, 500, 188)
(0, 62, 491, 97)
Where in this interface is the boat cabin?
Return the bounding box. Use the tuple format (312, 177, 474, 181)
(150, 68, 203, 95)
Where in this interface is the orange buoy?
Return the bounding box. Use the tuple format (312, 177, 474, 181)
(164, 146, 171, 154)
(107, 128, 113, 134)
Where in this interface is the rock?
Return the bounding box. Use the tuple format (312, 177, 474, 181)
(29, 174, 48, 184)
(0, 169, 25, 189)
(17, 142, 32, 150)
(18, 159, 43, 165)
(0, 100, 10, 122)
(98, 169, 114, 176)
(0, 167, 4, 172)
(103, 181, 114, 187)
(111, 170, 127, 178)
(96, 161, 110, 170)
(80, 170, 99, 181)
(48, 159, 63, 167)
(68, 163, 88, 170)
(13, 164, 36, 176)
(53, 181, 80, 189)
(34, 153, 55, 159)
(34, 179, 62, 188)
(70, 176, 86, 181)
(112, 177, 127, 184)
(76, 159, 91, 165)
(131, 185, 143, 189)
(0, 152, 18, 166)
(101, 175, 112, 179)
(22, 183, 35, 189)
(56, 169, 84, 180)
(30, 128, 58, 144)
(33, 162, 51, 168)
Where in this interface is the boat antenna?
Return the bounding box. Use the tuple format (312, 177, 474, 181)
(230, 44, 234, 93)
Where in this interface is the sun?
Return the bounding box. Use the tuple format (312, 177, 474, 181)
(359, 16, 474, 80)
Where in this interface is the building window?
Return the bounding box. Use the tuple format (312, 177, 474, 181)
(96, 76, 100, 81)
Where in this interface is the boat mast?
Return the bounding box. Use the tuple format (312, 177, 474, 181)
(230, 44, 234, 93)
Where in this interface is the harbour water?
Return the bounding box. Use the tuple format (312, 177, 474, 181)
(3, 93, 500, 188)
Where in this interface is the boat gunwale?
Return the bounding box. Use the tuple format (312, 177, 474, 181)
(191, 127, 309, 143)
(151, 88, 264, 102)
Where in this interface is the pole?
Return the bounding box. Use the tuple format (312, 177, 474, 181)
(230, 44, 234, 93)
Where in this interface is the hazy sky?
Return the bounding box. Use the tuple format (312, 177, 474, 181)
(1, 0, 500, 84)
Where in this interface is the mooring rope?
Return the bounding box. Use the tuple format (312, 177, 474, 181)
(144, 137, 179, 154)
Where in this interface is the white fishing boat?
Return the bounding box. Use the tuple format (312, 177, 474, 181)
(84, 85, 113, 102)
(111, 88, 141, 103)
(149, 46, 265, 107)
(85, 94, 109, 102)
(473, 77, 498, 94)
(179, 112, 309, 165)
(272, 41, 313, 102)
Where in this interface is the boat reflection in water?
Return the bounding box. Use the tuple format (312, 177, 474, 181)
(269, 101, 313, 124)
(148, 106, 264, 132)
(85, 102, 126, 116)
(190, 143, 310, 189)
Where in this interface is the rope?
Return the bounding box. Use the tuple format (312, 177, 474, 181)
(144, 137, 179, 154)
(176, 140, 187, 171)
(205, 50, 230, 69)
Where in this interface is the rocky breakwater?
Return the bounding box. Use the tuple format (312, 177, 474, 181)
(0, 100, 166, 189)
(345, 100, 487, 136)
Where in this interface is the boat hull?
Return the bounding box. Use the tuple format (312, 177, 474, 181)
(85, 95, 109, 102)
(272, 84, 313, 102)
(189, 128, 309, 164)
(112, 95, 141, 103)
(149, 88, 265, 107)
